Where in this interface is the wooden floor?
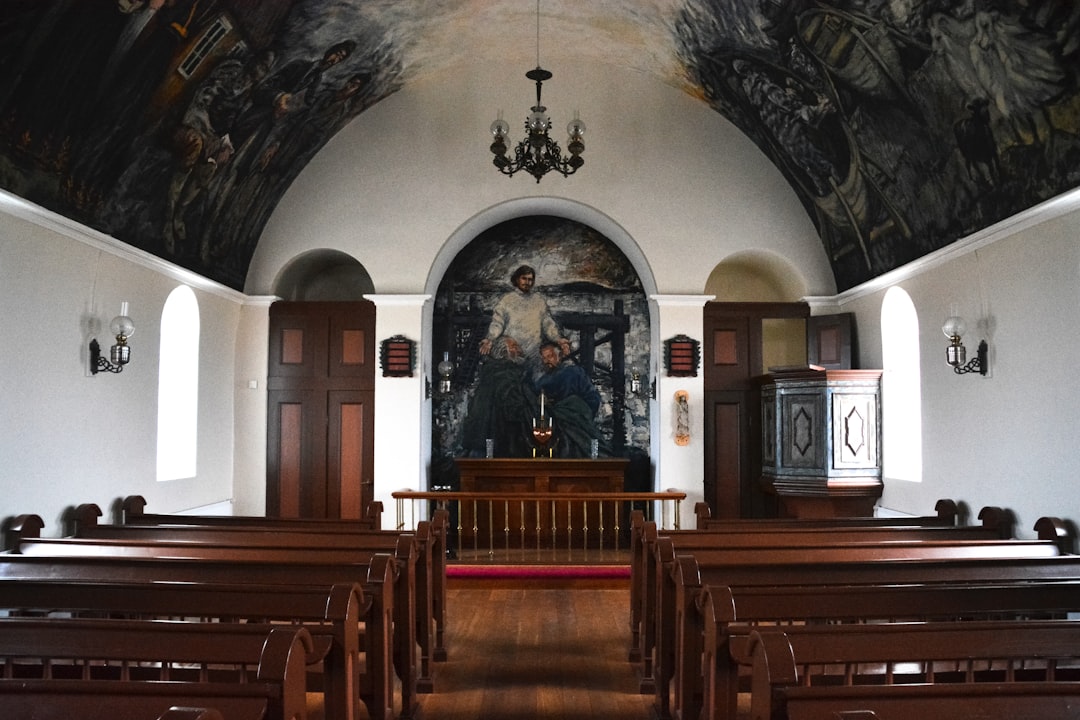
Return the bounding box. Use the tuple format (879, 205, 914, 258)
(413, 577, 654, 720)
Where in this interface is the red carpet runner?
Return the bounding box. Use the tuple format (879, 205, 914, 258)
(446, 564, 631, 579)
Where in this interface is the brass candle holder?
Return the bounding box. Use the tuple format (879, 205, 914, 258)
(531, 416, 553, 458)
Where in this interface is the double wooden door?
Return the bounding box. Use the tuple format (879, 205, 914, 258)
(266, 302, 375, 519)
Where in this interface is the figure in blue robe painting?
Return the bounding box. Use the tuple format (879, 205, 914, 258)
(534, 342, 609, 459)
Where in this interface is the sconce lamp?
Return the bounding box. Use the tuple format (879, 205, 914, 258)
(630, 366, 656, 399)
(436, 352, 455, 394)
(942, 316, 987, 376)
(90, 303, 134, 375)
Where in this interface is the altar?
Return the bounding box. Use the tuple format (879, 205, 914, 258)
(454, 458, 629, 548)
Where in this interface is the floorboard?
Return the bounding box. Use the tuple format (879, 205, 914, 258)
(415, 579, 654, 720)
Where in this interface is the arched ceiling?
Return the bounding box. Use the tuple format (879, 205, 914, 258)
(1, 0, 1078, 292)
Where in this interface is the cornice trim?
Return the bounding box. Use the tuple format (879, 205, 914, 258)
(1, 189, 246, 302)
(822, 186, 1080, 304)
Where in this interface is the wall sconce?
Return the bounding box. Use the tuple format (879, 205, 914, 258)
(90, 303, 134, 375)
(942, 316, 987, 376)
(630, 366, 656, 399)
(436, 352, 455, 394)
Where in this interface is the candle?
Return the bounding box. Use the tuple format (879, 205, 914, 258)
(540, 391, 545, 418)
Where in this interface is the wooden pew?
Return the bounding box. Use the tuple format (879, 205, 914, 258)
(121, 494, 384, 529)
(747, 620, 1080, 720)
(95, 497, 448, 663)
(69, 501, 449, 677)
(761, 683, 1080, 720)
(699, 579, 1080, 720)
(632, 511, 1067, 701)
(0, 617, 315, 720)
(659, 545, 1080, 720)
(7, 510, 426, 703)
(0, 578, 373, 720)
(627, 507, 1027, 673)
(692, 498, 961, 528)
(0, 544, 410, 719)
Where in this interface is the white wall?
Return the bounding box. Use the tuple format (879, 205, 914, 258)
(0, 193, 243, 534)
(835, 196, 1080, 536)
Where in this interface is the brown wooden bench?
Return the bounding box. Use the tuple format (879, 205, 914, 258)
(761, 682, 1080, 720)
(69, 500, 450, 673)
(95, 498, 447, 660)
(626, 507, 1034, 671)
(6, 511, 428, 703)
(0, 617, 315, 720)
(120, 494, 384, 529)
(748, 620, 1080, 720)
(0, 546, 411, 719)
(635, 515, 1067, 708)
(698, 579, 1080, 720)
(658, 547, 1080, 720)
(0, 578, 375, 720)
(692, 498, 961, 528)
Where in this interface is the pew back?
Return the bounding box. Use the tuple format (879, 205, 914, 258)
(0, 618, 314, 720)
(749, 620, 1080, 720)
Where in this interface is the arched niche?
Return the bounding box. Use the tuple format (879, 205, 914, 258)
(706, 250, 811, 370)
(705, 250, 808, 302)
(273, 249, 374, 301)
(424, 198, 658, 493)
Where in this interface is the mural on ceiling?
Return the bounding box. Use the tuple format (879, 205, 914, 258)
(0, 0, 402, 290)
(430, 216, 651, 489)
(1, 1, 1078, 293)
(674, 0, 1080, 290)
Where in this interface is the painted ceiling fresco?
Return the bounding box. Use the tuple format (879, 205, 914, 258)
(1, 1, 1078, 291)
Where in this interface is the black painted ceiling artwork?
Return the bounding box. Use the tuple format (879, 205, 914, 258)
(1, 1, 1078, 292)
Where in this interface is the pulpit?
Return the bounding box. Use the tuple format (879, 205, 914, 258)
(758, 367, 883, 518)
(454, 458, 628, 548)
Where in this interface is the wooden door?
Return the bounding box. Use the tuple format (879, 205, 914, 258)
(703, 302, 809, 519)
(266, 302, 375, 519)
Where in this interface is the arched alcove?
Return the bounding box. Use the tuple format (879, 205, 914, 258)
(706, 250, 810, 370)
(704, 250, 807, 302)
(273, 249, 374, 300)
(424, 199, 658, 496)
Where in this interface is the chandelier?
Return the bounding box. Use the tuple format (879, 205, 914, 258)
(489, 1, 585, 182)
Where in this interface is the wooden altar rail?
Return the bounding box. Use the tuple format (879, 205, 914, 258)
(392, 491, 687, 560)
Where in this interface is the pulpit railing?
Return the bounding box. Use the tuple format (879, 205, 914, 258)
(392, 489, 686, 562)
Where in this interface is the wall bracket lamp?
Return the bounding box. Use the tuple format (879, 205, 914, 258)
(942, 316, 988, 376)
(630, 368, 656, 399)
(89, 304, 134, 375)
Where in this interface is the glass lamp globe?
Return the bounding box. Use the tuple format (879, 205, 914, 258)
(110, 313, 135, 340)
(490, 117, 510, 138)
(941, 316, 966, 340)
(527, 108, 549, 133)
(567, 116, 585, 139)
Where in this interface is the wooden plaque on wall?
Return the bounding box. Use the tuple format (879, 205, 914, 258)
(664, 335, 700, 377)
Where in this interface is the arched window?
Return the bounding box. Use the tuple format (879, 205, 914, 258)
(157, 286, 200, 481)
(880, 286, 922, 482)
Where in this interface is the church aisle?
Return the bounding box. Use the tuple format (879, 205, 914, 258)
(416, 584, 653, 719)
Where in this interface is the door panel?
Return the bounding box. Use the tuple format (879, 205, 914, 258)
(267, 302, 375, 519)
(328, 390, 374, 520)
(266, 389, 324, 518)
(703, 302, 809, 519)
